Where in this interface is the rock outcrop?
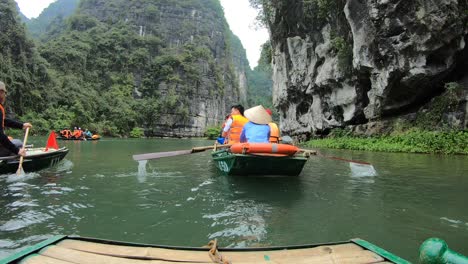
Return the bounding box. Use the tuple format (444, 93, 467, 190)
(265, 0, 468, 138)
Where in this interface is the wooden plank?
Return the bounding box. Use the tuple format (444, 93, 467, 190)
(20, 254, 74, 264)
(53, 239, 384, 264)
(39, 245, 207, 264)
(57, 239, 211, 262)
(57, 239, 366, 262)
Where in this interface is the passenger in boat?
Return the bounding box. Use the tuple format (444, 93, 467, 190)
(265, 108, 281, 143)
(60, 129, 72, 139)
(0, 81, 32, 157)
(217, 114, 231, 144)
(84, 129, 92, 139)
(240, 105, 271, 143)
(221, 105, 249, 144)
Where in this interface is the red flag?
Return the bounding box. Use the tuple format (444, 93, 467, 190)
(45, 131, 59, 151)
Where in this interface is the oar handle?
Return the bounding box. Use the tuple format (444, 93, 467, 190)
(17, 127, 30, 175)
(191, 144, 232, 153)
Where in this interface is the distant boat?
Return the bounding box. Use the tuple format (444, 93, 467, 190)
(0, 147, 69, 174)
(0, 235, 412, 263)
(56, 135, 101, 141)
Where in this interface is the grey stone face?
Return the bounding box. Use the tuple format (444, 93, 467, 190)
(267, 0, 467, 137)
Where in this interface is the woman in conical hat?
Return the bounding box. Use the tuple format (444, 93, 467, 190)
(240, 105, 272, 143)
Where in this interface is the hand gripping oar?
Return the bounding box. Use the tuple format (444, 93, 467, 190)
(133, 144, 232, 161)
(16, 127, 30, 175)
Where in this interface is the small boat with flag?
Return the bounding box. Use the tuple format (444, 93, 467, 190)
(0, 131, 69, 175)
(212, 143, 313, 176)
(0, 235, 415, 263)
(0, 147, 69, 174)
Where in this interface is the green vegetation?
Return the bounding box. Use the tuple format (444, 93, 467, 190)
(26, 0, 79, 40)
(204, 126, 221, 140)
(130, 127, 145, 138)
(306, 130, 468, 155)
(2, 0, 251, 138)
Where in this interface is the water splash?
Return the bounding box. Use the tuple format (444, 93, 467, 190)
(349, 162, 377, 177)
(6, 172, 40, 183)
(137, 160, 148, 182)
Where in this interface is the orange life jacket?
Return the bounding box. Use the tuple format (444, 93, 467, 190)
(227, 114, 248, 144)
(61, 130, 72, 138)
(0, 104, 5, 129)
(268, 122, 280, 143)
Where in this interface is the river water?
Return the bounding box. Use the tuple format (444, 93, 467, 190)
(0, 138, 467, 262)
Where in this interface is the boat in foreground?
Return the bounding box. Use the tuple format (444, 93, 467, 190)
(1, 235, 410, 264)
(211, 143, 312, 176)
(0, 147, 69, 174)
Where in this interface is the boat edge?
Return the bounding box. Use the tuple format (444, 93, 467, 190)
(0, 235, 67, 264)
(352, 238, 411, 264)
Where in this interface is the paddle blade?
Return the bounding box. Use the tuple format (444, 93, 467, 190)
(45, 131, 59, 151)
(349, 162, 377, 177)
(133, 150, 192, 161)
(16, 157, 25, 176)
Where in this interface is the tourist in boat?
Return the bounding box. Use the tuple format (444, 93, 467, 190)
(240, 105, 271, 143)
(60, 129, 72, 139)
(265, 108, 280, 143)
(221, 105, 248, 144)
(84, 129, 93, 139)
(0, 81, 32, 157)
(217, 114, 231, 144)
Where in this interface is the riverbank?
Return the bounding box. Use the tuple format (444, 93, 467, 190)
(305, 129, 468, 155)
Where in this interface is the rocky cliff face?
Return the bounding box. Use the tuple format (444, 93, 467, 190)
(76, 0, 249, 137)
(265, 0, 467, 138)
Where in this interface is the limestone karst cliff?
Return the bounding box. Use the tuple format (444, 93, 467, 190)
(262, 0, 467, 138)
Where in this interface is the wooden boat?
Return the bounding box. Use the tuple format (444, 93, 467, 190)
(211, 147, 311, 176)
(0, 147, 69, 174)
(0, 235, 411, 263)
(56, 136, 100, 141)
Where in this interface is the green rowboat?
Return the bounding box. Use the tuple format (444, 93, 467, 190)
(0, 147, 69, 175)
(1, 235, 411, 264)
(211, 148, 310, 176)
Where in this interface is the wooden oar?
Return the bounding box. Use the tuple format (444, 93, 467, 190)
(133, 144, 232, 161)
(16, 127, 30, 175)
(298, 148, 372, 165)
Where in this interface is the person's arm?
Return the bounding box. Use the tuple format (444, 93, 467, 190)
(0, 114, 20, 155)
(221, 118, 233, 138)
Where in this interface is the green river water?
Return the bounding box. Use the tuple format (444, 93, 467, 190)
(0, 138, 467, 262)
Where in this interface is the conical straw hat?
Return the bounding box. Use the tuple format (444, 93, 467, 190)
(244, 105, 272, 125)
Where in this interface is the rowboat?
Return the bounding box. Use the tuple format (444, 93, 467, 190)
(0, 147, 69, 174)
(56, 136, 100, 141)
(0, 235, 411, 263)
(211, 147, 311, 176)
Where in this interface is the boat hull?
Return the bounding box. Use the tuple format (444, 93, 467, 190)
(56, 137, 100, 141)
(211, 148, 309, 176)
(0, 147, 69, 174)
(0, 235, 410, 264)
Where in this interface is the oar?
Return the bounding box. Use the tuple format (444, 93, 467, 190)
(298, 148, 376, 173)
(133, 144, 232, 161)
(16, 127, 30, 175)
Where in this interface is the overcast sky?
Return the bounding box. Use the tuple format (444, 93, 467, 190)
(15, 0, 269, 68)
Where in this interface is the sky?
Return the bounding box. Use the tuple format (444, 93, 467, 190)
(15, 0, 269, 68)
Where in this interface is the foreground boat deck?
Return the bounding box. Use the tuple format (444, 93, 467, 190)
(3, 236, 409, 264)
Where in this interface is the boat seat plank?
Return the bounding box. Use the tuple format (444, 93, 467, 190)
(57, 239, 211, 262)
(39, 245, 208, 264)
(48, 239, 384, 264)
(20, 254, 75, 264)
(57, 239, 370, 263)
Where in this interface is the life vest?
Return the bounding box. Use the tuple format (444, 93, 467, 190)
(61, 130, 72, 138)
(230, 143, 299, 156)
(268, 122, 280, 143)
(73, 130, 82, 138)
(227, 114, 248, 144)
(0, 104, 5, 129)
